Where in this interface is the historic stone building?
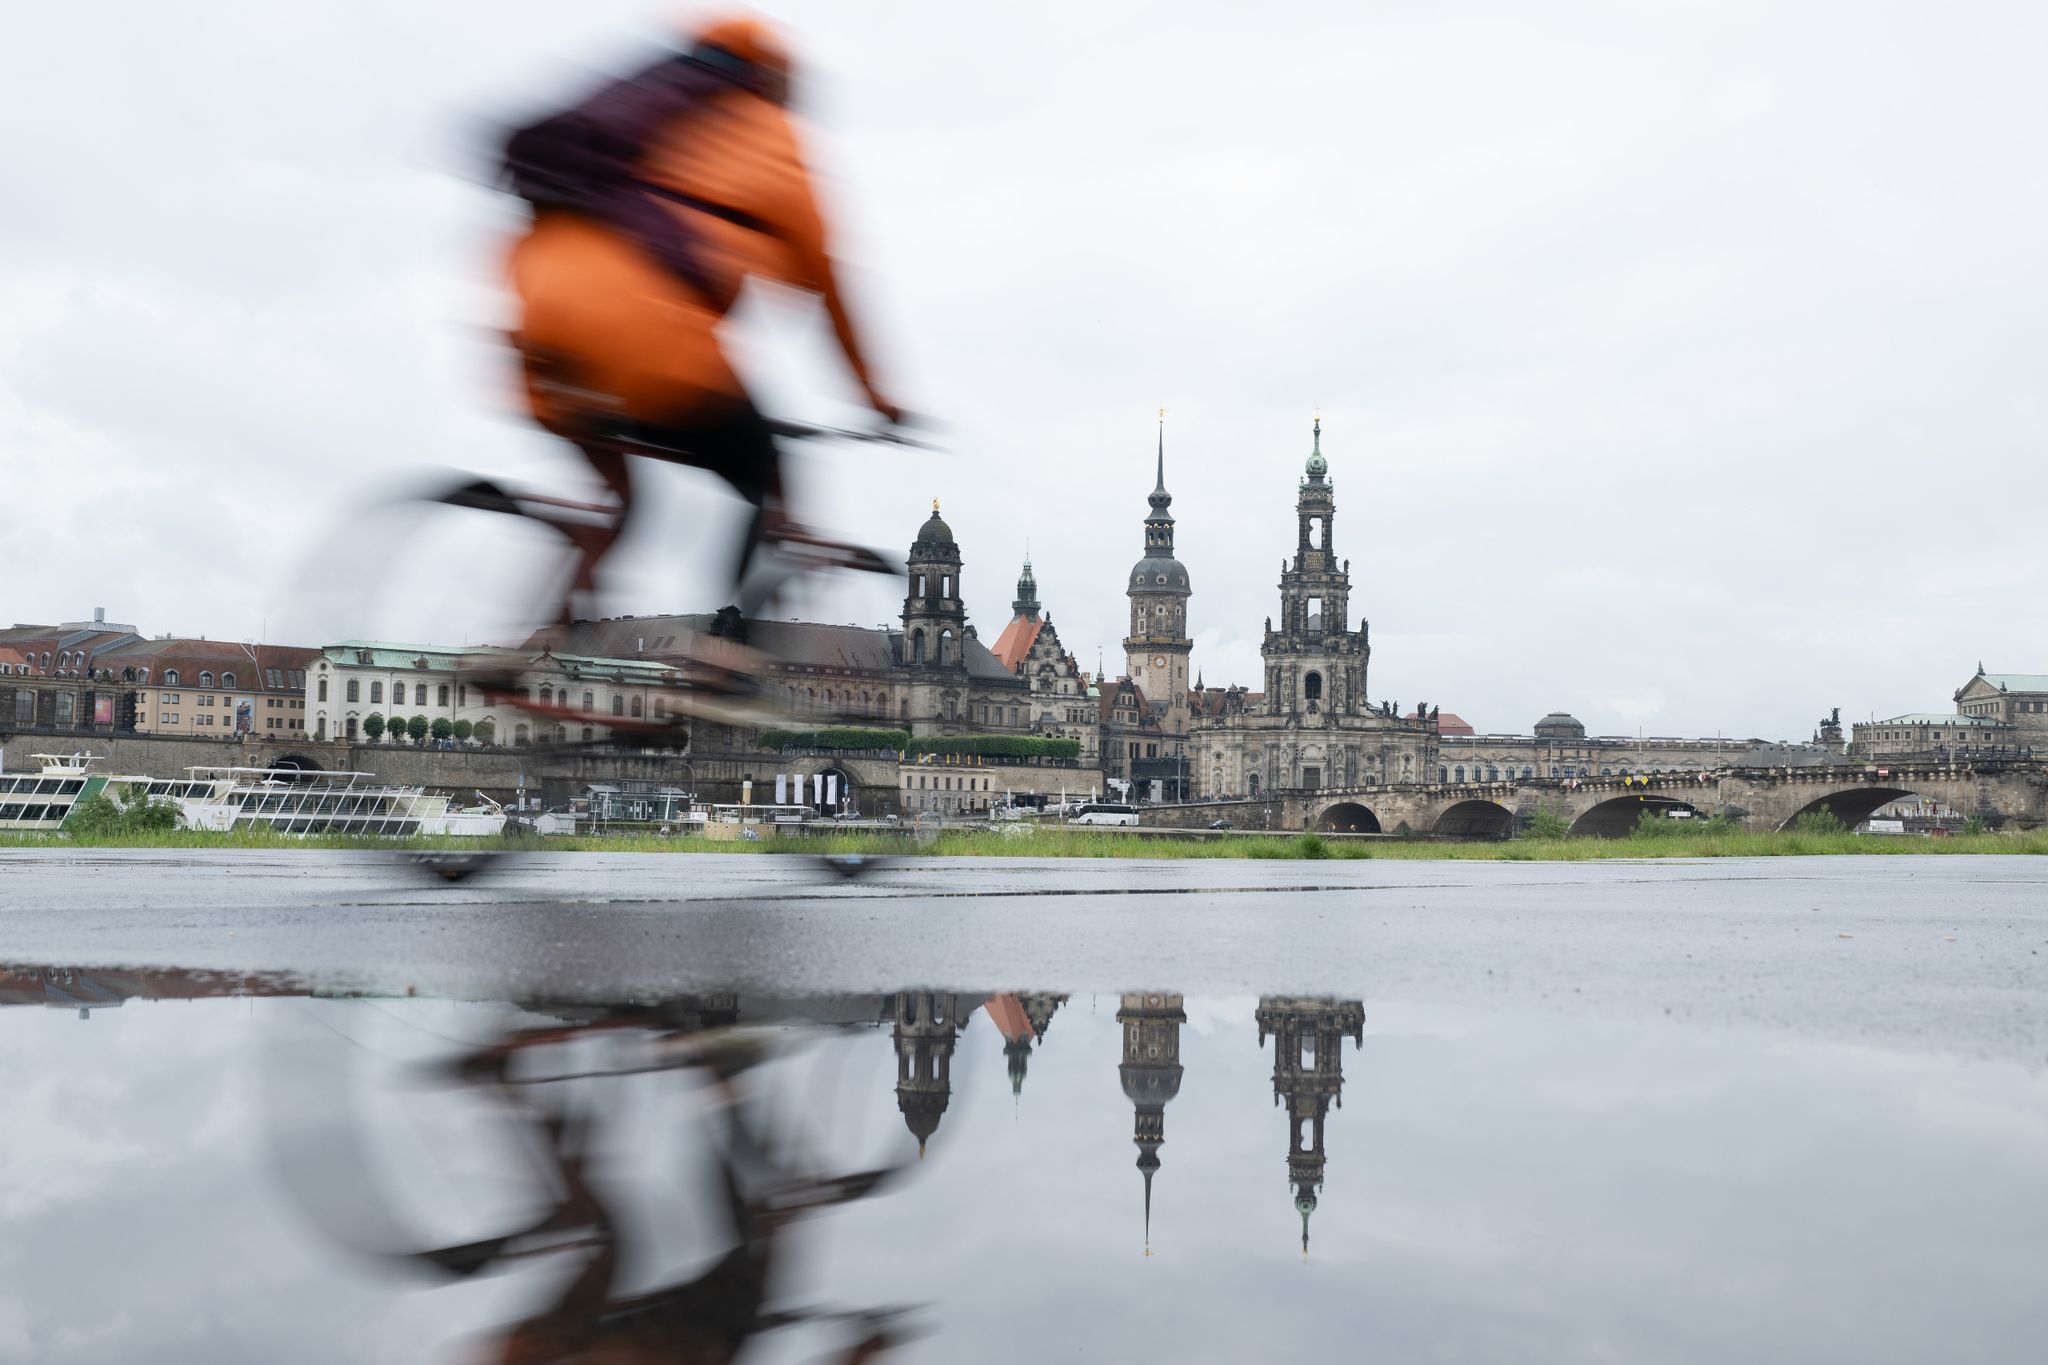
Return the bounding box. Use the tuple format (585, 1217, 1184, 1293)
(1850, 665, 2046, 758)
(1191, 422, 1437, 798)
(546, 503, 1061, 745)
(1431, 710, 1814, 781)
(1256, 997, 1365, 1256)
(1100, 424, 1196, 797)
(988, 554, 1101, 764)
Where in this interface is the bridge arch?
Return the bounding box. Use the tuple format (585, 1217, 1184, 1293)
(1778, 786, 1921, 832)
(269, 753, 325, 783)
(1569, 794, 1705, 838)
(1434, 799, 1515, 838)
(1317, 801, 1382, 834)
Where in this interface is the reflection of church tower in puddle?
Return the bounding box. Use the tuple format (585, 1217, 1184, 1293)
(1117, 992, 1186, 1252)
(890, 991, 973, 1155)
(1255, 997, 1366, 1256)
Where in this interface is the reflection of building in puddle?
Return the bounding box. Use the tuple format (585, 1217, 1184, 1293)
(985, 991, 1069, 1098)
(889, 991, 975, 1155)
(1117, 992, 1187, 1252)
(1255, 997, 1366, 1255)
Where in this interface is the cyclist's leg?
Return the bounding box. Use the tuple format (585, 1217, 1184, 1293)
(563, 441, 634, 613)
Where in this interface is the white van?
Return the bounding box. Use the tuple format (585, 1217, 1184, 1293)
(1071, 803, 1140, 827)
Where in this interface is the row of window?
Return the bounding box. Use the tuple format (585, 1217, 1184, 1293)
(342, 680, 465, 707)
(905, 774, 991, 792)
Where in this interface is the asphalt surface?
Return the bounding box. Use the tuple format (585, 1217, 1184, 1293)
(5, 849, 2045, 1062)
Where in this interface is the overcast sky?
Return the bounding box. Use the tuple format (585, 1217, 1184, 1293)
(5, 1, 2045, 740)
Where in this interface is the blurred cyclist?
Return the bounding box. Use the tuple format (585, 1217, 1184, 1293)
(503, 12, 900, 642)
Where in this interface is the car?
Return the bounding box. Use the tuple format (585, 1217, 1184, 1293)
(1207, 818, 1234, 830)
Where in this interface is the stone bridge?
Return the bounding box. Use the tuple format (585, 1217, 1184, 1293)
(1147, 761, 2048, 837)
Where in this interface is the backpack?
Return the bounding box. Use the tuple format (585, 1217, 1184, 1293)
(501, 43, 776, 297)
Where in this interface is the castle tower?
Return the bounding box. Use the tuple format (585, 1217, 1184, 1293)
(1262, 420, 1371, 736)
(891, 990, 967, 1155)
(902, 502, 966, 670)
(1123, 418, 1193, 727)
(1255, 996, 1366, 1256)
(1012, 554, 1041, 621)
(1117, 992, 1187, 1252)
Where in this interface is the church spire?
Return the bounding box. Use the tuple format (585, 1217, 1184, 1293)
(1012, 551, 1041, 619)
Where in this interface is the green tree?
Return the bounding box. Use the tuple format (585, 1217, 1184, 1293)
(473, 718, 496, 746)
(452, 719, 473, 742)
(1792, 807, 1846, 835)
(406, 714, 430, 745)
(65, 783, 181, 838)
(431, 717, 454, 743)
(1523, 806, 1570, 839)
(361, 712, 386, 742)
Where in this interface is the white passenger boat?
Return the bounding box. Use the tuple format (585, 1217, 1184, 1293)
(0, 754, 208, 834)
(173, 767, 508, 837)
(0, 755, 505, 838)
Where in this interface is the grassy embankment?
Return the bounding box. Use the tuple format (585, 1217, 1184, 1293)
(5, 825, 2047, 859)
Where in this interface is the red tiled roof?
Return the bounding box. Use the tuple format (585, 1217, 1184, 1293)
(989, 614, 1043, 673)
(1407, 710, 1474, 736)
(984, 993, 1034, 1044)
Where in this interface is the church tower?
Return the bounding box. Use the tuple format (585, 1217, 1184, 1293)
(1262, 420, 1371, 724)
(1117, 992, 1187, 1252)
(1123, 418, 1193, 726)
(902, 502, 966, 670)
(1255, 996, 1366, 1256)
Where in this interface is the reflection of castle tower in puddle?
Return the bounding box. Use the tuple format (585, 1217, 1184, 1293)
(1117, 992, 1186, 1252)
(890, 991, 973, 1155)
(987, 992, 1070, 1098)
(1255, 997, 1366, 1256)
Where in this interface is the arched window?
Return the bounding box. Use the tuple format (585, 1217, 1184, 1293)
(514, 723, 530, 746)
(138, 668, 151, 684)
(437, 684, 450, 707)
(612, 695, 624, 715)
(939, 629, 955, 666)
(901, 698, 911, 720)
(345, 679, 359, 702)
(912, 630, 926, 666)
(582, 726, 593, 742)
(1522, 766, 1533, 778)
(414, 683, 427, 706)
(198, 671, 214, 689)
(345, 716, 358, 739)
(1454, 766, 1466, 782)
(317, 678, 328, 702)
(1304, 672, 1322, 701)
(221, 672, 235, 689)
(630, 696, 643, 718)
(581, 690, 594, 712)
(369, 682, 383, 704)
(1439, 766, 1449, 783)
(539, 685, 553, 706)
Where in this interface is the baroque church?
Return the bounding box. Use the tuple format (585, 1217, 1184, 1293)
(1187, 421, 1438, 798)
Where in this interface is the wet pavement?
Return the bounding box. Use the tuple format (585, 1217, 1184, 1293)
(2, 851, 2045, 1361)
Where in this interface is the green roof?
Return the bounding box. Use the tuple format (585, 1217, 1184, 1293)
(1874, 712, 2003, 726)
(1980, 673, 2048, 693)
(322, 640, 674, 681)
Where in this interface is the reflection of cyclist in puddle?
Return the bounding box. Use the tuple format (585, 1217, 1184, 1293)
(505, 12, 902, 656)
(303, 1006, 914, 1363)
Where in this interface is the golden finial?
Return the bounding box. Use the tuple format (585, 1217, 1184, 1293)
(931, 498, 939, 515)
(1157, 406, 1166, 422)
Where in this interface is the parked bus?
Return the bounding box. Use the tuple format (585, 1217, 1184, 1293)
(1070, 802, 1140, 827)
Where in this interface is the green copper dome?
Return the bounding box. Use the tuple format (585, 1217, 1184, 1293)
(1305, 417, 1328, 480)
